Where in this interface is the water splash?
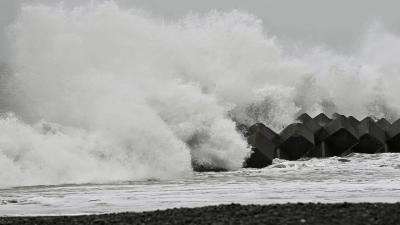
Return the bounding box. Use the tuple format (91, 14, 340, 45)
(0, 2, 400, 187)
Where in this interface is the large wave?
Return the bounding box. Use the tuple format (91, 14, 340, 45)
(0, 1, 400, 187)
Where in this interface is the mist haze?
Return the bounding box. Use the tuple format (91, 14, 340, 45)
(2, 0, 400, 61)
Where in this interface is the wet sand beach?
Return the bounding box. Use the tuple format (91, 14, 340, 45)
(1, 203, 400, 225)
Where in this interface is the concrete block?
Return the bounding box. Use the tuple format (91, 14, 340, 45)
(386, 119, 400, 153)
(353, 117, 386, 154)
(245, 123, 280, 168)
(297, 113, 322, 133)
(297, 113, 329, 158)
(347, 116, 360, 136)
(376, 118, 391, 131)
(313, 113, 332, 127)
(278, 123, 315, 160)
(323, 117, 359, 156)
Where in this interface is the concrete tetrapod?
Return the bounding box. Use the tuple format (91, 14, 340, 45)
(278, 123, 315, 160)
(313, 113, 332, 127)
(386, 119, 400, 153)
(297, 113, 321, 133)
(322, 116, 359, 156)
(308, 129, 330, 158)
(347, 116, 360, 136)
(353, 117, 387, 154)
(347, 116, 360, 126)
(245, 123, 281, 168)
(296, 113, 328, 158)
(297, 113, 313, 124)
(376, 118, 391, 132)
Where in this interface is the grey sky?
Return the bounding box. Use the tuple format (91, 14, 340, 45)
(1, 0, 400, 62)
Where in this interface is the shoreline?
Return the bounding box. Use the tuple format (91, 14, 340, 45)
(1, 203, 400, 225)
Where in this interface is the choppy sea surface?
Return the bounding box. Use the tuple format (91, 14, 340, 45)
(1, 153, 400, 216)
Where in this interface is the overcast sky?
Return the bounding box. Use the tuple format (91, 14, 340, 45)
(1, 0, 400, 62)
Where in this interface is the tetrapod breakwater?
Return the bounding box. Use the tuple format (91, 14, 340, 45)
(244, 113, 400, 168)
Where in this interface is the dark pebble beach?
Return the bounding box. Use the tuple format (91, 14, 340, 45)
(1, 203, 400, 225)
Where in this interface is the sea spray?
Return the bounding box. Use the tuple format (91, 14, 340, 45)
(1, 1, 400, 187)
(0, 2, 252, 187)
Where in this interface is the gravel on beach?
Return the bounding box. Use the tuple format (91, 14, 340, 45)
(1, 203, 400, 225)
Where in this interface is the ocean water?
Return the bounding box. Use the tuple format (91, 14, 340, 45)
(1, 1, 400, 217)
(2, 153, 400, 216)
(1, 1, 400, 188)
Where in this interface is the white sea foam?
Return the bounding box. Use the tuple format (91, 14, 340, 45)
(1, 153, 400, 216)
(0, 1, 400, 187)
